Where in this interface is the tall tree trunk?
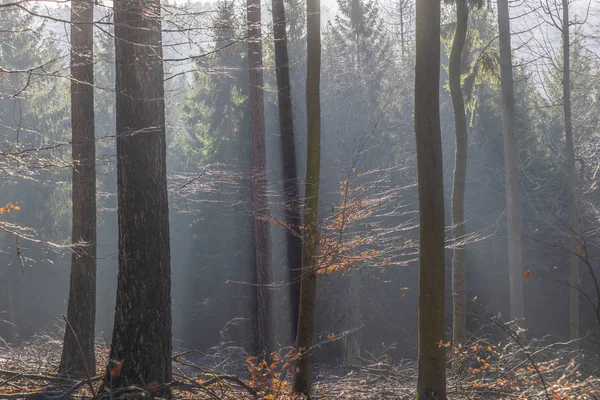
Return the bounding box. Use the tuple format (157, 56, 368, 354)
(344, 269, 361, 366)
(59, 0, 96, 377)
(271, 0, 302, 343)
(292, 0, 321, 393)
(561, 0, 579, 348)
(497, 0, 524, 323)
(247, 0, 275, 357)
(449, 0, 468, 347)
(415, 0, 446, 399)
(101, 0, 172, 394)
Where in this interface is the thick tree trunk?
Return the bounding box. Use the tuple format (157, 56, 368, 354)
(271, 0, 302, 343)
(561, 0, 579, 348)
(415, 0, 446, 399)
(59, 0, 96, 377)
(247, 0, 275, 357)
(497, 0, 523, 324)
(449, 0, 468, 347)
(292, 0, 321, 394)
(101, 0, 172, 394)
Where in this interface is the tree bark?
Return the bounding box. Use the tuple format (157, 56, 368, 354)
(561, 0, 579, 348)
(59, 0, 96, 377)
(449, 0, 468, 347)
(271, 0, 302, 344)
(247, 0, 275, 357)
(415, 0, 446, 399)
(497, 0, 524, 323)
(292, 0, 321, 394)
(101, 0, 172, 394)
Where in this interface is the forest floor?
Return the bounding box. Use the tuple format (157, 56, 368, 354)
(0, 334, 599, 399)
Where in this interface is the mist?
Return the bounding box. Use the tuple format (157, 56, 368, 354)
(0, 0, 599, 398)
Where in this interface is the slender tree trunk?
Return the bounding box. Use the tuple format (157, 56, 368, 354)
(271, 0, 302, 343)
(59, 0, 96, 377)
(561, 0, 579, 348)
(247, 0, 275, 357)
(101, 0, 172, 394)
(497, 0, 523, 324)
(344, 269, 361, 365)
(292, 0, 321, 394)
(449, 0, 468, 347)
(415, 0, 446, 399)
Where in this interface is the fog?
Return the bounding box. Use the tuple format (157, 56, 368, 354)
(0, 0, 599, 397)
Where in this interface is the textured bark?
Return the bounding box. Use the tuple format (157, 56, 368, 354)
(561, 0, 579, 348)
(449, 0, 468, 347)
(101, 0, 172, 394)
(271, 0, 302, 343)
(497, 0, 524, 323)
(247, 0, 275, 357)
(415, 0, 446, 399)
(59, 0, 96, 377)
(292, 0, 321, 394)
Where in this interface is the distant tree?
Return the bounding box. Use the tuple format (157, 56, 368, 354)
(101, 0, 172, 393)
(329, 0, 391, 109)
(271, 0, 302, 343)
(292, 0, 321, 394)
(560, 0, 580, 348)
(497, 0, 524, 328)
(415, 0, 447, 399)
(247, 0, 275, 357)
(182, 0, 249, 164)
(59, 0, 97, 377)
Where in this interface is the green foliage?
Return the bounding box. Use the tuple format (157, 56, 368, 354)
(180, 0, 250, 168)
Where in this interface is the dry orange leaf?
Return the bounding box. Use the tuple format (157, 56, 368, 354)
(578, 244, 585, 254)
(110, 360, 123, 376)
(523, 271, 531, 280)
(327, 333, 335, 341)
(148, 381, 159, 390)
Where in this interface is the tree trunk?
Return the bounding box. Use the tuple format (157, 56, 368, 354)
(271, 0, 302, 344)
(247, 0, 275, 357)
(101, 0, 172, 394)
(497, 0, 524, 323)
(292, 0, 321, 394)
(59, 0, 96, 377)
(344, 269, 361, 366)
(449, 0, 468, 347)
(561, 0, 579, 349)
(415, 0, 446, 399)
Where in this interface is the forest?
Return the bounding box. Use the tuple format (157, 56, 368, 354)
(0, 0, 599, 398)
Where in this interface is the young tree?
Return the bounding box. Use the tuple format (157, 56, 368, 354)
(415, 0, 446, 398)
(326, 0, 391, 363)
(271, 0, 302, 343)
(447, 0, 483, 347)
(101, 0, 172, 393)
(59, 0, 97, 377)
(448, 0, 469, 347)
(292, 0, 321, 393)
(497, 0, 524, 323)
(247, 0, 275, 356)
